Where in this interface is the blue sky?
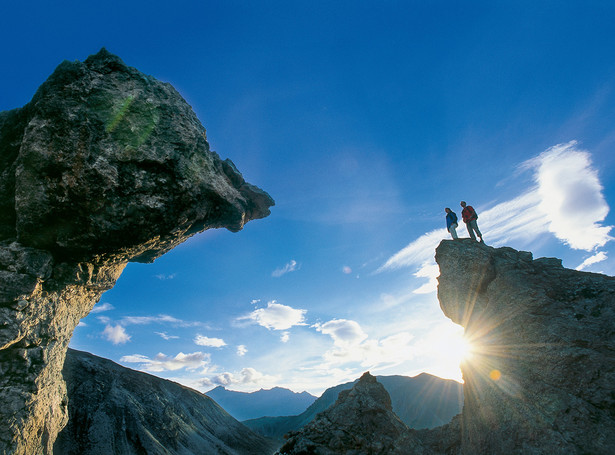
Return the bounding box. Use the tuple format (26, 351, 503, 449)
(2, 1, 615, 395)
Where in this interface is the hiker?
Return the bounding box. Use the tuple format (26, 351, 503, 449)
(445, 208, 458, 239)
(460, 201, 483, 242)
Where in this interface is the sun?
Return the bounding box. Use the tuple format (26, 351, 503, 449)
(421, 322, 473, 382)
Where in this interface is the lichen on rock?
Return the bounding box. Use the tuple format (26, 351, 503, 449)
(0, 48, 273, 455)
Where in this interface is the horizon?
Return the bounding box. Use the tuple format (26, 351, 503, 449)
(2, 1, 615, 396)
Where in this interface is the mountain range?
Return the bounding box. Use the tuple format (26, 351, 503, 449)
(206, 386, 317, 421)
(243, 372, 463, 441)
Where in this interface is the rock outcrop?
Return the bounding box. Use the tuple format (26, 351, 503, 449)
(277, 372, 411, 455)
(0, 49, 274, 455)
(54, 349, 277, 455)
(436, 239, 615, 454)
(278, 240, 615, 454)
(244, 373, 463, 442)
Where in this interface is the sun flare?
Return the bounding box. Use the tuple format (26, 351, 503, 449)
(417, 322, 472, 383)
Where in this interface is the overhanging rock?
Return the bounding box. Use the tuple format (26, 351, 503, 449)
(0, 48, 274, 455)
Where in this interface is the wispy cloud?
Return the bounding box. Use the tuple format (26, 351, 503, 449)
(91, 302, 114, 313)
(102, 324, 131, 344)
(576, 251, 608, 271)
(237, 301, 307, 331)
(120, 351, 210, 372)
(120, 314, 201, 327)
(280, 331, 290, 343)
(155, 273, 177, 280)
(194, 335, 227, 348)
(237, 345, 247, 356)
(272, 260, 299, 277)
(314, 318, 414, 370)
(155, 331, 179, 340)
(379, 142, 613, 291)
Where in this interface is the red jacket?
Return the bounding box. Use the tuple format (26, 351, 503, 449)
(462, 206, 477, 223)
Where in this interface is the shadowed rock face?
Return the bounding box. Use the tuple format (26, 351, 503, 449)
(436, 239, 615, 454)
(277, 372, 411, 455)
(278, 240, 615, 454)
(55, 349, 277, 455)
(0, 49, 274, 455)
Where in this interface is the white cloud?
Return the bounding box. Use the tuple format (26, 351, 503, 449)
(342, 266, 352, 274)
(237, 301, 307, 331)
(523, 141, 613, 250)
(194, 335, 227, 348)
(200, 367, 279, 389)
(272, 260, 299, 277)
(102, 324, 131, 344)
(280, 331, 290, 343)
(314, 319, 368, 347)
(412, 263, 440, 294)
(576, 251, 608, 271)
(91, 302, 114, 313)
(120, 351, 210, 372)
(237, 345, 247, 356)
(155, 331, 179, 340)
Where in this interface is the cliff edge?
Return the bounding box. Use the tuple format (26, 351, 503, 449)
(279, 239, 615, 454)
(436, 239, 614, 454)
(0, 49, 273, 455)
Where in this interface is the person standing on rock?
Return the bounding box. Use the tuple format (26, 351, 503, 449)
(460, 201, 483, 242)
(445, 208, 459, 239)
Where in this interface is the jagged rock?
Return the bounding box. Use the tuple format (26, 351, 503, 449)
(54, 349, 277, 455)
(277, 372, 412, 455)
(0, 49, 274, 455)
(278, 240, 615, 454)
(436, 239, 615, 454)
(244, 373, 463, 442)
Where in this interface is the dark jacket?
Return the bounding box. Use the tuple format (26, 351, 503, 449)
(446, 211, 458, 231)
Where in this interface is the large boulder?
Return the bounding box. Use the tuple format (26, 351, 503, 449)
(0, 49, 273, 455)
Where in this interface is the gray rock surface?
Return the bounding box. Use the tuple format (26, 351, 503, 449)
(54, 349, 277, 455)
(0, 49, 273, 455)
(436, 239, 615, 454)
(277, 239, 615, 454)
(276, 372, 411, 455)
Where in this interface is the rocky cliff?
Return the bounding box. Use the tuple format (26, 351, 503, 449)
(0, 49, 274, 455)
(54, 349, 277, 455)
(279, 239, 615, 454)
